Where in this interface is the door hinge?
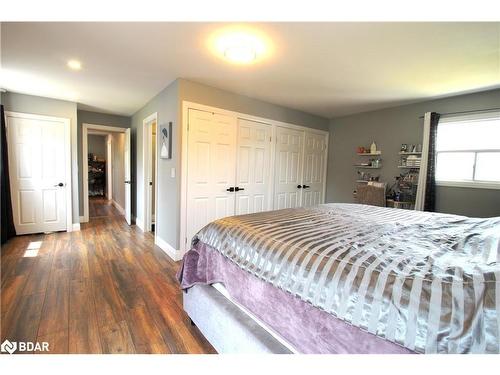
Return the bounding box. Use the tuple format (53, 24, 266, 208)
(187, 122, 189, 131)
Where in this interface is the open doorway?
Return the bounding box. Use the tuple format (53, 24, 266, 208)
(82, 124, 131, 223)
(142, 113, 158, 233)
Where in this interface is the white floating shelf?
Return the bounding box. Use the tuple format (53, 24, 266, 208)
(357, 151, 382, 156)
(356, 180, 369, 183)
(398, 165, 420, 169)
(354, 165, 382, 169)
(399, 152, 422, 155)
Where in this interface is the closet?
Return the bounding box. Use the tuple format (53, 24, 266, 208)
(185, 107, 328, 245)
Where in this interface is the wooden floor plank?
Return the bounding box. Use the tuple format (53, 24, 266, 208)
(37, 269, 70, 337)
(99, 320, 136, 354)
(68, 279, 102, 353)
(1, 292, 45, 350)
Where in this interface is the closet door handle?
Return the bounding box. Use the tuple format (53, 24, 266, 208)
(54, 182, 64, 187)
(302, 185, 310, 189)
(226, 187, 235, 192)
(297, 185, 302, 189)
(235, 187, 245, 191)
(124, 180, 131, 184)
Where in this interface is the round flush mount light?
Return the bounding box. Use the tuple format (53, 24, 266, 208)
(224, 45, 257, 64)
(209, 26, 272, 65)
(67, 59, 82, 71)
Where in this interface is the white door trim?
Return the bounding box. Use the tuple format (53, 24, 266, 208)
(106, 134, 113, 201)
(5, 111, 73, 233)
(179, 101, 329, 255)
(81, 123, 127, 223)
(142, 112, 158, 234)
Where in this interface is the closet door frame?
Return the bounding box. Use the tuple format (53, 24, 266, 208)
(180, 101, 329, 255)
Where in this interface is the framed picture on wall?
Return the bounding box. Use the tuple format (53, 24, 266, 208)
(160, 122, 172, 159)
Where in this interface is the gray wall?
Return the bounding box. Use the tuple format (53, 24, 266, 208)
(326, 88, 500, 217)
(178, 79, 330, 131)
(131, 80, 179, 244)
(77, 110, 130, 215)
(87, 134, 107, 159)
(2, 92, 80, 223)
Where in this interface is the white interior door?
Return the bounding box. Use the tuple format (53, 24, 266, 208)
(302, 131, 327, 206)
(124, 128, 132, 225)
(235, 119, 273, 215)
(273, 126, 304, 210)
(7, 113, 69, 234)
(186, 109, 236, 244)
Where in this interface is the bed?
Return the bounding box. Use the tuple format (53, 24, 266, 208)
(178, 203, 500, 354)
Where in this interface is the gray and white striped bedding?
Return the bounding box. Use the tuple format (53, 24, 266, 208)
(193, 203, 500, 354)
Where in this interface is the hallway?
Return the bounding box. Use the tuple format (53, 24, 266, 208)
(89, 197, 123, 218)
(0, 216, 215, 354)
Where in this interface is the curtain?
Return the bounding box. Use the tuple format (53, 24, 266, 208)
(415, 111, 440, 211)
(1, 104, 16, 244)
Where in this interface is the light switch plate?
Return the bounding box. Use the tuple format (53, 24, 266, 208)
(170, 167, 176, 178)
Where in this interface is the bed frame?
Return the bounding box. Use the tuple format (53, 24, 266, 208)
(183, 284, 292, 354)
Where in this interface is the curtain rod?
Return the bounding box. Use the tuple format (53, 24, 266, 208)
(418, 107, 500, 119)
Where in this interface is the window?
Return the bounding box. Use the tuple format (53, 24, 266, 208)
(435, 111, 500, 189)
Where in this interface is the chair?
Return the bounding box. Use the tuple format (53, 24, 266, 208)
(356, 182, 386, 207)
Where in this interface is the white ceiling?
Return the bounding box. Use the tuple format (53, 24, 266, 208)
(1, 22, 499, 118)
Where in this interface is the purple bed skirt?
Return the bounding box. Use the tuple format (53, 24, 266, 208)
(177, 242, 414, 354)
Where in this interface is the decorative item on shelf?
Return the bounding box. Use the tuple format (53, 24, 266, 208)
(160, 122, 172, 159)
(371, 158, 381, 168)
(416, 144, 422, 153)
(370, 141, 377, 154)
(386, 169, 419, 210)
(406, 155, 421, 168)
(400, 144, 408, 152)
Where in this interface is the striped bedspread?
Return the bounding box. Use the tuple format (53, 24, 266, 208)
(193, 203, 500, 354)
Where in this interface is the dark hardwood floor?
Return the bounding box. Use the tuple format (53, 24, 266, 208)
(89, 196, 123, 218)
(1, 209, 216, 354)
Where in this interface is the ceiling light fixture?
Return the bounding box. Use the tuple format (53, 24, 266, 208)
(209, 26, 272, 65)
(67, 59, 82, 71)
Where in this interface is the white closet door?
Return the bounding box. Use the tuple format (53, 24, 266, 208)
(235, 119, 272, 215)
(7, 114, 68, 234)
(302, 131, 327, 206)
(273, 126, 303, 210)
(186, 109, 237, 243)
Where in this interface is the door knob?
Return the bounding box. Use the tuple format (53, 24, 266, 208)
(234, 187, 245, 191)
(226, 187, 235, 192)
(302, 185, 311, 189)
(297, 185, 302, 189)
(54, 182, 64, 187)
(124, 180, 131, 184)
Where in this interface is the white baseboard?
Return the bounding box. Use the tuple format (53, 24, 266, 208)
(135, 217, 144, 231)
(72, 223, 81, 231)
(112, 200, 125, 215)
(155, 236, 183, 261)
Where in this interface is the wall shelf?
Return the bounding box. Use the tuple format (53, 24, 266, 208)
(354, 165, 382, 169)
(398, 165, 420, 169)
(399, 152, 422, 155)
(357, 151, 381, 156)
